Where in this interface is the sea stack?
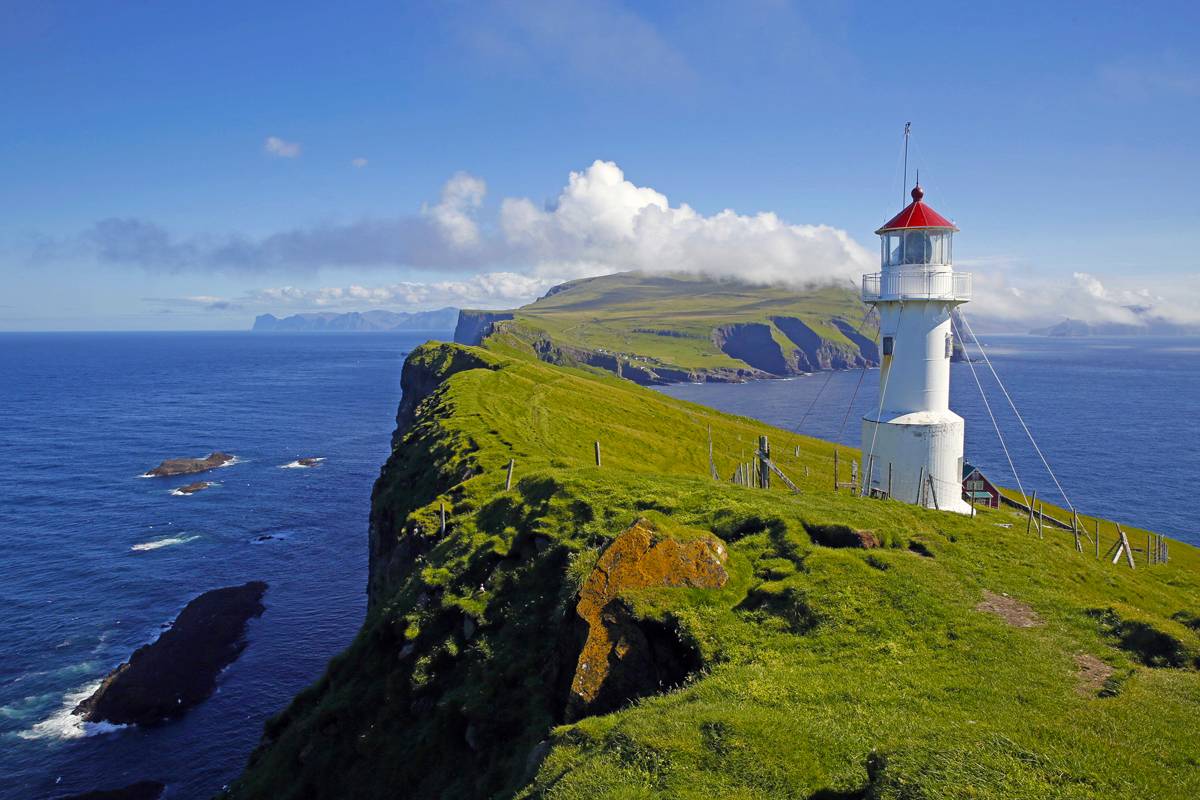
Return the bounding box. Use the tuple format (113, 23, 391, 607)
(860, 182, 973, 513)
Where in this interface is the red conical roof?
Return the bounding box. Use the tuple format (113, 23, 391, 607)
(876, 184, 958, 234)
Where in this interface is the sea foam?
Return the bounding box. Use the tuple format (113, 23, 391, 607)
(17, 681, 127, 741)
(280, 457, 325, 469)
(131, 535, 199, 552)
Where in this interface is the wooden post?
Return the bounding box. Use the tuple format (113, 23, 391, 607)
(763, 457, 801, 494)
(1117, 525, 1136, 569)
(833, 449, 840, 492)
(864, 454, 875, 498)
(505, 458, 515, 491)
(1073, 509, 1082, 552)
(794, 444, 800, 459)
(916, 465, 926, 506)
(927, 472, 940, 511)
(887, 462, 893, 500)
(1026, 490, 1037, 536)
(1147, 533, 1152, 566)
(804, 465, 810, 478)
(1037, 503, 1044, 540)
(850, 460, 859, 497)
(759, 435, 770, 490)
(594, 441, 601, 467)
(440, 502, 446, 535)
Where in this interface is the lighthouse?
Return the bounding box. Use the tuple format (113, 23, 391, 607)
(861, 183, 972, 514)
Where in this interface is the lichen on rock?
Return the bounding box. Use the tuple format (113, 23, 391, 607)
(567, 517, 728, 720)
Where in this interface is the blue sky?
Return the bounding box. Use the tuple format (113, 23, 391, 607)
(1, 0, 1197, 330)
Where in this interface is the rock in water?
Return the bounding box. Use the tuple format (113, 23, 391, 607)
(145, 452, 233, 477)
(567, 518, 728, 720)
(59, 781, 165, 800)
(174, 481, 211, 495)
(73, 582, 267, 726)
(297, 457, 322, 467)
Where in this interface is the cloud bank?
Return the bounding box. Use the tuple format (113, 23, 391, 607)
(44, 159, 1200, 325)
(68, 160, 874, 287)
(969, 270, 1200, 329)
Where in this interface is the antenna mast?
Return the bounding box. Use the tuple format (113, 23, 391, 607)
(902, 121, 911, 209)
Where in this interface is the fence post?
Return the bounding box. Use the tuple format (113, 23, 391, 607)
(759, 435, 770, 490)
(505, 458, 515, 491)
(833, 449, 839, 492)
(440, 502, 446, 535)
(594, 441, 601, 467)
(916, 465, 926, 506)
(887, 462, 893, 500)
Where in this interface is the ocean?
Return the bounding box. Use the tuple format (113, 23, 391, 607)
(1, 332, 1196, 799)
(0, 332, 434, 800)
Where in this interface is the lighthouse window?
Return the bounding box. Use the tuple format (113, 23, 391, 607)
(882, 336, 894, 356)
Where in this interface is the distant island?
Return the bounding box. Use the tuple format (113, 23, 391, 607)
(252, 307, 459, 332)
(1030, 313, 1199, 337)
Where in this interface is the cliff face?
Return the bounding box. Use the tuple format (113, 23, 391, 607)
(453, 309, 515, 347)
(369, 344, 502, 604)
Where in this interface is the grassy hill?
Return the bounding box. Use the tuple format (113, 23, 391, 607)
(226, 337, 1200, 800)
(455, 272, 881, 383)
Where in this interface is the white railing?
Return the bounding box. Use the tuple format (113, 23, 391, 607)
(862, 270, 971, 302)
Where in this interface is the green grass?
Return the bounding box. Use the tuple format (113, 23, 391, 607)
(227, 340, 1200, 800)
(477, 271, 875, 374)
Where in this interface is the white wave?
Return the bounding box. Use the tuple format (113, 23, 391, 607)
(16, 681, 128, 741)
(280, 457, 325, 469)
(131, 535, 199, 552)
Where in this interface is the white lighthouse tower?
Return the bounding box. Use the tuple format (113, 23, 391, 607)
(861, 182, 972, 514)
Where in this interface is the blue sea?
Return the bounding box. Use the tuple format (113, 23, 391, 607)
(0, 332, 439, 800)
(0, 332, 1196, 799)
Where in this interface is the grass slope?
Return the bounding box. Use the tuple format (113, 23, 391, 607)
(480, 271, 876, 375)
(227, 341, 1200, 800)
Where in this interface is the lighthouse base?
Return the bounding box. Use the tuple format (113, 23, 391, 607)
(861, 410, 972, 515)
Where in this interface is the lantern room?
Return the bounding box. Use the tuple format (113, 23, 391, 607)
(875, 184, 958, 269)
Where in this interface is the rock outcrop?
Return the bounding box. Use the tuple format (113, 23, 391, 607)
(73, 582, 267, 726)
(567, 518, 728, 720)
(145, 452, 233, 478)
(174, 481, 211, 495)
(453, 309, 516, 346)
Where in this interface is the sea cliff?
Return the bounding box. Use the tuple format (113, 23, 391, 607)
(226, 340, 1200, 800)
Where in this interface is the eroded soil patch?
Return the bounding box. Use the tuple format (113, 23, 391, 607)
(1073, 653, 1116, 696)
(976, 590, 1042, 628)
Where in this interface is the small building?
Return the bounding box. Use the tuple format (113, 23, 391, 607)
(961, 462, 999, 508)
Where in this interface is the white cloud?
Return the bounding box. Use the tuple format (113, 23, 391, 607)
(499, 160, 873, 285)
(249, 272, 552, 310)
(351, 157, 368, 168)
(264, 136, 302, 158)
(968, 270, 1200, 329)
(424, 172, 487, 248)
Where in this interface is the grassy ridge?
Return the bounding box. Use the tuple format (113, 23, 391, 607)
(478, 272, 876, 376)
(228, 340, 1200, 800)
